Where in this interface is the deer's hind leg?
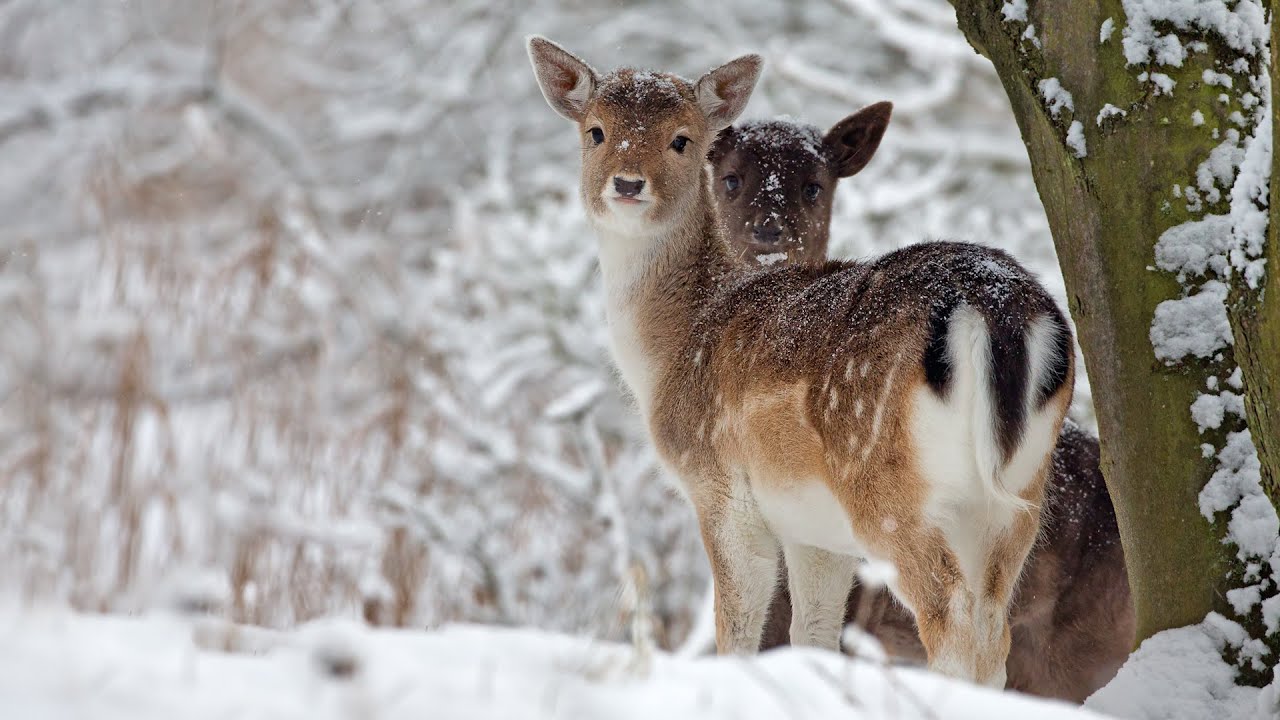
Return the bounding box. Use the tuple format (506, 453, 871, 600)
(885, 519, 1037, 688)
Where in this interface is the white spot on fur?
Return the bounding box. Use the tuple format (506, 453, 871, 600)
(860, 362, 870, 378)
(854, 398, 865, 418)
(860, 354, 901, 461)
(844, 360, 855, 381)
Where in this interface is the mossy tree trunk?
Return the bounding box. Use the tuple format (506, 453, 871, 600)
(1255, 0, 1280, 505)
(945, 0, 1278, 648)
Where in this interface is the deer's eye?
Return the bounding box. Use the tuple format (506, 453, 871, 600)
(670, 135, 690, 153)
(589, 127, 604, 145)
(723, 174, 741, 192)
(803, 183, 822, 202)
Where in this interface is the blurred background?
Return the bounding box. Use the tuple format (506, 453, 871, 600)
(0, 0, 1090, 648)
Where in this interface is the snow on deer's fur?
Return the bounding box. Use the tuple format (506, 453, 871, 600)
(712, 112, 1135, 701)
(527, 37, 1075, 686)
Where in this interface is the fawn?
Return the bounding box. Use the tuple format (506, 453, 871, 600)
(528, 37, 1074, 687)
(711, 110, 1135, 700)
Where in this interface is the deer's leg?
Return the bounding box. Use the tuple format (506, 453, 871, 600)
(697, 492, 780, 655)
(782, 543, 856, 651)
(972, 508, 1042, 688)
(887, 536, 990, 684)
(889, 515, 1037, 687)
(758, 554, 793, 651)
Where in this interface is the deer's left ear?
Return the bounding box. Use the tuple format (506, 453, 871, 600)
(824, 101, 892, 178)
(527, 36, 597, 123)
(695, 55, 763, 131)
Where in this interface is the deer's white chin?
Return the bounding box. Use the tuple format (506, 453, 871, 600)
(593, 198, 659, 237)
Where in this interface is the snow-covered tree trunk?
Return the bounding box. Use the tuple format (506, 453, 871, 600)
(945, 0, 1277, 658)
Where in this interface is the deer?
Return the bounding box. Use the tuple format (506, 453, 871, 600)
(527, 36, 1075, 687)
(709, 110, 1135, 701)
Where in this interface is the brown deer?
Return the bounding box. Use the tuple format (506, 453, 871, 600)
(711, 110, 1135, 701)
(527, 37, 1075, 687)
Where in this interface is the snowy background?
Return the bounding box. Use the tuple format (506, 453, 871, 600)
(0, 0, 1089, 648)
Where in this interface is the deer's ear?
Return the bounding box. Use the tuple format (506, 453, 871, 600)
(695, 55, 763, 131)
(824, 101, 892, 178)
(527, 36, 597, 123)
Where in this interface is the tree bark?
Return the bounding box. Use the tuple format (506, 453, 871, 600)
(1249, 0, 1280, 506)
(945, 0, 1276, 647)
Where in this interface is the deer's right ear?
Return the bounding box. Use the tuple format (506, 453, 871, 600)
(695, 55, 763, 131)
(824, 101, 892, 178)
(527, 36, 597, 123)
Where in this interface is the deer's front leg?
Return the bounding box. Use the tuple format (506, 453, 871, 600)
(696, 489, 780, 655)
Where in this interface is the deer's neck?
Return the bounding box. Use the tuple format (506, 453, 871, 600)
(593, 177, 729, 417)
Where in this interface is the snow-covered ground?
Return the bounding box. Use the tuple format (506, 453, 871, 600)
(1088, 615, 1278, 720)
(2, 609, 1110, 720)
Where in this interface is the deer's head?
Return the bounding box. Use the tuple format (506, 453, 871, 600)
(528, 36, 762, 240)
(708, 103, 892, 265)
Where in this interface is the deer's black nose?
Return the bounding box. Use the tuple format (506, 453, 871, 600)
(751, 224, 783, 243)
(614, 177, 645, 197)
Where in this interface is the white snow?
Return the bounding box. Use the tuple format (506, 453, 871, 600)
(1197, 428, 1276, 562)
(1100, 18, 1116, 44)
(1001, 0, 1028, 23)
(1119, 0, 1269, 67)
(1189, 390, 1244, 432)
(1228, 104, 1271, 289)
(1196, 129, 1245, 204)
(1087, 614, 1275, 720)
(1097, 104, 1127, 125)
(1191, 110, 1205, 126)
(1228, 494, 1280, 563)
(1150, 72, 1176, 95)
(1265, 594, 1280, 635)
(1152, 34, 1187, 66)
(1149, 280, 1233, 362)
(1203, 69, 1235, 89)
(1023, 24, 1042, 48)
(1153, 213, 1234, 281)
(755, 252, 787, 266)
(0, 609, 1113, 720)
(1065, 121, 1087, 158)
(1038, 78, 1075, 117)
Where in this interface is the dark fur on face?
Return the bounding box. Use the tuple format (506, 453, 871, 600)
(709, 103, 891, 265)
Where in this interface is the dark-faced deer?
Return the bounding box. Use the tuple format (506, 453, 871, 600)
(528, 37, 1074, 687)
(711, 110, 1135, 701)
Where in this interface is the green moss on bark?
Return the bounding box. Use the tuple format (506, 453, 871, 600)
(947, 0, 1276, 650)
